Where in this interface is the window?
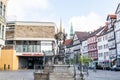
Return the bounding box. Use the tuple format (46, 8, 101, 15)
(116, 31, 120, 43)
(23, 41, 27, 52)
(0, 24, 1, 38)
(2, 25, 4, 39)
(98, 45, 102, 50)
(104, 44, 108, 49)
(41, 41, 52, 54)
(108, 40, 115, 48)
(3, 5, 5, 17)
(109, 49, 116, 55)
(117, 12, 120, 20)
(98, 37, 102, 42)
(6, 40, 13, 45)
(117, 44, 120, 55)
(115, 22, 120, 30)
(108, 31, 114, 40)
(0, 2, 2, 15)
(98, 53, 103, 57)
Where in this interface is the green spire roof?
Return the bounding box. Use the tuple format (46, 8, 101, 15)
(70, 23, 74, 38)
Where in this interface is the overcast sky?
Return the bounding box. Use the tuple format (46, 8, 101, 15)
(6, 0, 120, 36)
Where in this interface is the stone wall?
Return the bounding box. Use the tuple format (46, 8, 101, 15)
(15, 25, 55, 38)
(6, 31, 14, 39)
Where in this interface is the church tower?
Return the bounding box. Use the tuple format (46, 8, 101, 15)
(70, 23, 74, 38)
(59, 20, 62, 32)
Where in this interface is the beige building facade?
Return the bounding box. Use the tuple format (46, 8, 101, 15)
(0, 0, 7, 70)
(0, 21, 56, 70)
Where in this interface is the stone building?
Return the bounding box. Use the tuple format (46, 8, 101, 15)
(106, 14, 117, 66)
(115, 3, 120, 66)
(87, 27, 104, 67)
(0, 0, 7, 70)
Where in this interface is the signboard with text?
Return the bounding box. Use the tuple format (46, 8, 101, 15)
(16, 53, 43, 56)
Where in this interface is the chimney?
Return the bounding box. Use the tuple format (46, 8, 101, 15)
(105, 21, 108, 26)
(105, 21, 108, 30)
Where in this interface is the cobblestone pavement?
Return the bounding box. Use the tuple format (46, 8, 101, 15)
(85, 70, 120, 80)
(0, 69, 74, 80)
(0, 67, 120, 80)
(50, 72, 74, 80)
(0, 70, 34, 80)
(68, 66, 120, 80)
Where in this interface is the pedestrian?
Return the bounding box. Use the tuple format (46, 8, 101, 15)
(86, 66, 89, 76)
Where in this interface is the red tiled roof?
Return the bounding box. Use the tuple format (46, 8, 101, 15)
(107, 14, 116, 20)
(109, 14, 116, 19)
(64, 39, 72, 45)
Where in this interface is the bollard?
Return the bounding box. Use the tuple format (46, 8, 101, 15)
(93, 67, 97, 72)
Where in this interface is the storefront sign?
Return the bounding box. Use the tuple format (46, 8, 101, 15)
(22, 53, 43, 56)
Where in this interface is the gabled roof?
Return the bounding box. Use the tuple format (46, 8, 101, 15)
(115, 3, 120, 14)
(75, 31, 89, 41)
(106, 14, 116, 20)
(64, 39, 72, 45)
(63, 39, 73, 48)
(88, 27, 104, 38)
(97, 26, 108, 37)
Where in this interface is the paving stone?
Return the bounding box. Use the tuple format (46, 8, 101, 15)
(50, 72, 74, 80)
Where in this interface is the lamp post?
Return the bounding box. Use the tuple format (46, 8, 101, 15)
(73, 52, 77, 80)
(43, 51, 46, 65)
(79, 53, 84, 80)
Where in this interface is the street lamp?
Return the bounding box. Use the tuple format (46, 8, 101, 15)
(73, 52, 77, 80)
(79, 53, 84, 80)
(43, 50, 46, 65)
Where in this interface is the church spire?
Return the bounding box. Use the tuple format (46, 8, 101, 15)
(59, 19, 62, 32)
(70, 23, 74, 38)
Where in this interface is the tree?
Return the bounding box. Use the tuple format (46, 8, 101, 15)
(78, 54, 92, 66)
(66, 53, 92, 65)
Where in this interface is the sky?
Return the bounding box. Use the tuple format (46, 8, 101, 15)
(6, 0, 120, 37)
